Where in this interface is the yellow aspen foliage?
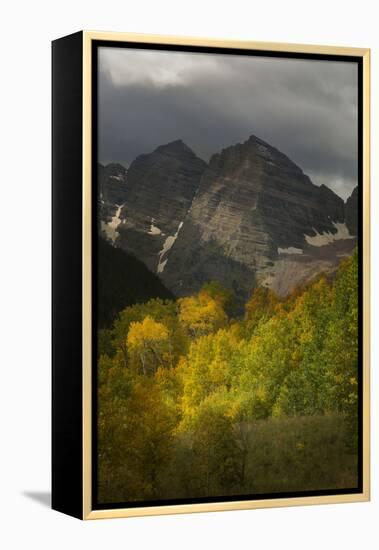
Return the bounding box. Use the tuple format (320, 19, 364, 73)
(178, 290, 227, 337)
(127, 316, 169, 348)
(127, 316, 170, 374)
(98, 248, 359, 501)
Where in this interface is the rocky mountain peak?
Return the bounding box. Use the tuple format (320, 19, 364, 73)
(109, 141, 207, 273)
(158, 135, 350, 297)
(104, 162, 128, 175)
(99, 134, 357, 300)
(154, 139, 197, 157)
(209, 134, 306, 181)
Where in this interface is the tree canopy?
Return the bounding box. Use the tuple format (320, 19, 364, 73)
(97, 251, 359, 502)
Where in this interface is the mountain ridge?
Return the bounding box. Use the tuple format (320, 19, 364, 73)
(99, 135, 358, 298)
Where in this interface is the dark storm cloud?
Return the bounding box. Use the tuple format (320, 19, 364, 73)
(98, 48, 358, 200)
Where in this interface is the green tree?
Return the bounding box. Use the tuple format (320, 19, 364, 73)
(98, 374, 177, 501)
(273, 276, 333, 416)
(122, 379, 177, 499)
(244, 286, 280, 335)
(190, 401, 242, 495)
(322, 251, 359, 446)
(179, 329, 242, 421)
(237, 313, 299, 419)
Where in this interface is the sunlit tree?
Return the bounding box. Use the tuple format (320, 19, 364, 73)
(178, 290, 227, 337)
(127, 316, 170, 375)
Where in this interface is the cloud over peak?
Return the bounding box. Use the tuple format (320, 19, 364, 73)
(98, 46, 358, 200)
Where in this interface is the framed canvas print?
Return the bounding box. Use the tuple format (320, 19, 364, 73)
(52, 31, 370, 520)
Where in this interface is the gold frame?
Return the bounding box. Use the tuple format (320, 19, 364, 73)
(81, 31, 371, 520)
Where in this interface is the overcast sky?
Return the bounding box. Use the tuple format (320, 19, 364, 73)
(98, 47, 358, 200)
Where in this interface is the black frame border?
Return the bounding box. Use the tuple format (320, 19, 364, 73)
(52, 31, 84, 519)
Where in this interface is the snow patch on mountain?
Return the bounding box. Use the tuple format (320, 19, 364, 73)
(157, 221, 184, 273)
(101, 204, 124, 244)
(278, 246, 303, 255)
(148, 218, 162, 235)
(305, 222, 353, 247)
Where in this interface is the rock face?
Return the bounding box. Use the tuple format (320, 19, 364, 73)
(99, 163, 128, 216)
(98, 163, 128, 242)
(160, 135, 354, 298)
(99, 135, 357, 300)
(115, 140, 207, 273)
(345, 186, 358, 236)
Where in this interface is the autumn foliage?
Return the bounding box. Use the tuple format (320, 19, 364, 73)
(97, 250, 359, 502)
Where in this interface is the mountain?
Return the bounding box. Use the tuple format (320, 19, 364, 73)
(159, 135, 355, 297)
(345, 186, 358, 236)
(97, 237, 173, 327)
(113, 140, 207, 273)
(99, 162, 128, 213)
(99, 135, 357, 300)
(98, 162, 128, 242)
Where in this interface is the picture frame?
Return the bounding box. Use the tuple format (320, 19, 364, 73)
(52, 31, 370, 520)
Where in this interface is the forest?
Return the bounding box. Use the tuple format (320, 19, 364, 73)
(97, 249, 359, 503)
